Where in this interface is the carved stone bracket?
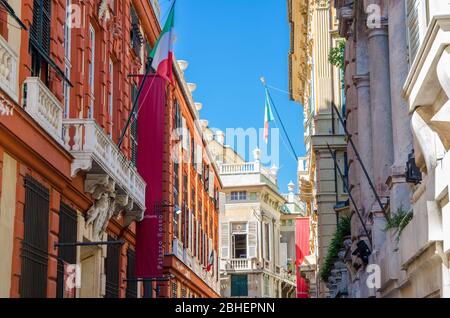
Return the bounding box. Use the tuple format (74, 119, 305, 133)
(85, 174, 116, 239)
(84, 174, 144, 238)
(0, 95, 14, 116)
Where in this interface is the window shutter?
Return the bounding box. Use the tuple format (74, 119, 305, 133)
(248, 221, 258, 258)
(208, 171, 215, 198)
(220, 222, 229, 259)
(56, 203, 77, 298)
(105, 234, 120, 298)
(190, 212, 194, 252)
(406, 0, 428, 62)
(21, 176, 49, 298)
(196, 145, 202, 174)
(196, 220, 200, 258)
(182, 117, 188, 150)
(31, 0, 51, 54)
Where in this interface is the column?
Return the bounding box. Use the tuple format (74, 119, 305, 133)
(388, 0, 413, 215)
(368, 25, 394, 200)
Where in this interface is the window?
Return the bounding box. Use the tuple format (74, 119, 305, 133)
(56, 203, 77, 298)
(182, 174, 188, 246)
(130, 5, 143, 56)
(171, 281, 178, 298)
(231, 275, 248, 297)
(191, 187, 195, 214)
(63, 0, 72, 119)
(130, 84, 139, 166)
(264, 223, 270, 261)
(105, 235, 120, 298)
(343, 152, 349, 194)
(30, 0, 51, 83)
(126, 249, 137, 298)
(20, 176, 49, 298)
(88, 25, 95, 119)
(407, 0, 429, 62)
(231, 223, 247, 259)
(214, 187, 219, 210)
(191, 138, 195, 165)
(173, 162, 180, 238)
(230, 191, 247, 201)
(108, 59, 114, 137)
(173, 100, 182, 138)
(203, 164, 209, 191)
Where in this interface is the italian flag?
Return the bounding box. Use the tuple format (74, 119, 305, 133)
(150, 4, 175, 83)
(264, 89, 275, 144)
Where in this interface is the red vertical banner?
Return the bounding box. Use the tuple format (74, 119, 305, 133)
(135, 75, 166, 278)
(296, 217, 310, 298)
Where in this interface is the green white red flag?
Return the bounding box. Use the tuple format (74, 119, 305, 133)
(264, 89, 275, 143)
(150, 4, 175, 82)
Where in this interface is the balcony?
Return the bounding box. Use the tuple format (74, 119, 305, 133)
(378, 229, 401, 290)
(172, 238, 184, 260)
(219, 162, 278, 188)
(399, 194, 443, 268)
(63, 119, 146, 236)
(225, 258, 255, 271)
(23, 77, 63, 144)
(0, 35, 18, 103)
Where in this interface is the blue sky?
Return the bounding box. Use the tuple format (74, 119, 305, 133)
(160, 0, 305, 193)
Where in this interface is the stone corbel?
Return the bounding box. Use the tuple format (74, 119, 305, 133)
(123, 198, 145, 227)
(84, 174, 117, 239)
(411, 111, 445, 174)
(0, 95, 14, 116)
(430, 46, 450, 149)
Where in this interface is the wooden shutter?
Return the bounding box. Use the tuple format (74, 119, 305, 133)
(182, 117, 188, 150)
(196, 220, 200, 258)
(406, 0, 428, 62)
(105, 235, 120, 298)
(56, 203, 77, 298)
(31, 0, 51, 54)
(20, 176, 49, 298)
(220, 222, 229, 259)
(196, 145, 202, 174)
(247, 221, 258, 258)
(208, 171, 215, 198)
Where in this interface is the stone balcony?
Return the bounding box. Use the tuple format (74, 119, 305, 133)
(225, 258, 256, 271)
(23, 77, 63, 144)
(378, 229, 401, 292)
(219, 161, 278, 188)
(0, 35, 18, 104)
(399, 191, 443, 269)
(63, 119, 146, 236)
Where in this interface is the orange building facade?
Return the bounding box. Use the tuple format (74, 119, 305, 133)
(0, 0, 220, 298)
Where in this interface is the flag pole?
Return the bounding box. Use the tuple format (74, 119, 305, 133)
(118, 58, 154, 148)
(260, 77, 298, 159)
(117, 0, 177, 149)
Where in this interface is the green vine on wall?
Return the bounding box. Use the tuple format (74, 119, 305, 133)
(319, 216, 351, 282)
